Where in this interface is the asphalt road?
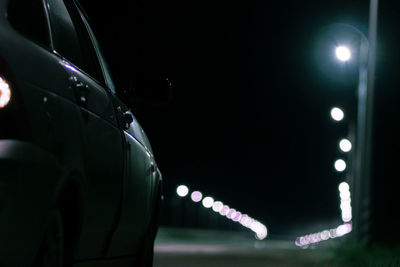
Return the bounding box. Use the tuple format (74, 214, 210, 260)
(154, 228, 338, 267)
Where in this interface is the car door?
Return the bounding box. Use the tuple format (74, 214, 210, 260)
(72, 4, 159, 257)
(46, 0, 124, 259)
(106, 102, 157, 257)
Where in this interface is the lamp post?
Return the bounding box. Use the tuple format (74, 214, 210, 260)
(332, 0, 378, 242)
(352, 27, 371, 243)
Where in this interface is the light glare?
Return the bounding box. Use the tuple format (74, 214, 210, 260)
(335, 46, 351, 61)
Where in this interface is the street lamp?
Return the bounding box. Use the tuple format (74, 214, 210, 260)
(328, 0, 379, 241)
(335, 46, 351, 62)
(334, 26, 373, 241)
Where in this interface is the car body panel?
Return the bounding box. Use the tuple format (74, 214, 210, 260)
(0, 0, 162, 264)
(62, 62, 124, 259)
(106, 129, 154, 256)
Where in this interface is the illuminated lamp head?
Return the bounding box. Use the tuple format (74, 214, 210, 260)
(335, 46, 351, 62)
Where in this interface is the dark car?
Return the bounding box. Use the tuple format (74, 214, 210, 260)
(0, 0, 168, 266)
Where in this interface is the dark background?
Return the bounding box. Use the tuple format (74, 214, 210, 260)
(80, 0, 400, 240)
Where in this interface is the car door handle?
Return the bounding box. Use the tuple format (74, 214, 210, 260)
(71, 80, 89, 92)
(70, 76, 89, 104)
(74, 82, 89, 92)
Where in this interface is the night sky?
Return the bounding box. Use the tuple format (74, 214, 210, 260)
(80, 0, 400, 239)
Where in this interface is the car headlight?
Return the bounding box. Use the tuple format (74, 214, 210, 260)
(0, 76, 11, 109)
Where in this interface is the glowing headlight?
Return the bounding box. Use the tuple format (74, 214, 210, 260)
(0, 76, 11, 108)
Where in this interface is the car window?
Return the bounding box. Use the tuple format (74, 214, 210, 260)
(7, 0, 51, 49)
(79, 12, 116, 94)
(46, 0, 85, 69)
(62, 0, 104, 83)
(46, 0, 103, 83)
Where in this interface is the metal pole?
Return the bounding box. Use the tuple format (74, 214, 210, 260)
(353, 0, 378, 242)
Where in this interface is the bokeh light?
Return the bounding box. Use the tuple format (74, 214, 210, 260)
(339, 139, 352, 152)
(340, 201, 351, 210)
(330, 107, 344, 121)
(219, 205, 229, 216)
(212, 201, 223, 212)
(336, 223, 352, 236)
(334, 159, 346, 172)
(295, 223, 352, 247)
(175, 184, 268, 240)
(338, 181, 352, 223)
(240, 215, 248, 225)
(245, 218, 254, 228)
(227, 208, 236, 219)
(251, 221, 268, 240)
(202, 196, 214, 208)
(233, 212, 242, 222)
(338, 182, 349, 192)
(340, 191, 351, 200)
(191, 191, 203, 202)
(176, 185, 189, 197)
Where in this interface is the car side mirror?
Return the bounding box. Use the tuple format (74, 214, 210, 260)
(120, 77, 172, 109)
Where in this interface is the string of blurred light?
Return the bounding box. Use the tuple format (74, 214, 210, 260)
(339, 182, 352, 222)
(175, 184, 268, 240)
(295, 223, 352, 248)
(330, 106, 353, 223)
(296, 107, 354, 248)
(294, 182, 353, 247)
